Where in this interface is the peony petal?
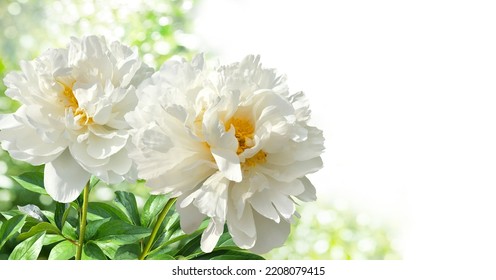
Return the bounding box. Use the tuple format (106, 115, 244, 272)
(0, 114, 21, 129)
(227, 199, 256, 239)
(93, 104, 112, 124)
(140, 126, 172, 153)
(177, 195, 206, 234)
(69, 142, 109, 168)
(227, 211, 256, 249)
(261, 157, 323, 183)
(230, 179, 252, 218)
(250, 212, 291, 254)
(101, 170, 125, 184)
(193, 172, 229, 220)
(200, 218, 224, 253)
(0, 125, 65, 165)
(249, 190, 280, 223)
(270, 191, 296, 219)
(274, 178, 305, 196)
(86, 130, 128, 159)
(108, 148, 133, 175)
(296, 176, 317, 202)
(44, 150, 91, 203)
(210, 147, 242, 182)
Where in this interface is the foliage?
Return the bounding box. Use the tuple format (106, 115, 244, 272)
(0, 173, 263, 260)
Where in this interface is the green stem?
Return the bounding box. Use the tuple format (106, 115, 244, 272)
(139, 197, 177, 260)
(75, 181, 90, 260)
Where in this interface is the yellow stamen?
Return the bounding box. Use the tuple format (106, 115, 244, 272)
(60, 83, 93, 126)
(225, 117, 267, 169)
(225, 117, 255, 155)
(243, 150, 267, 169)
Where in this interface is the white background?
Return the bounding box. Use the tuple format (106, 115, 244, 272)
(193, 0, 496, 266)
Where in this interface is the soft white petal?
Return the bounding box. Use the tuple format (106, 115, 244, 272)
(193, 172, 229, 220)
(229, 179, 251, 218)
(139, 126, 172, 153)
(0, 114, 21, 129)
(226, 200, 256, 249)
(260, 157, 323, 183)
(278, 178, 305, 196)
(69, 142, 109, 168)
(296, 176, 317, 202)
(177, 194, 206, 234)
(107, 148, 133, 175)
(210, 147, 242, 182)
(270, 191, 296, 219)
(92, 104, 112, 124)
(145, 162, 215, 196)
(86, 131, 128, 159)
(200, 218, 224, 253)
(44, 150, 91, 203)
(0, 125, 65, 165)
(250, 212, 291, 254)
(249, 190, 280, 223)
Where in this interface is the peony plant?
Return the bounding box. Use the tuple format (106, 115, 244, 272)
(0, 35, 152, 203)
(0, 36, 324, 260)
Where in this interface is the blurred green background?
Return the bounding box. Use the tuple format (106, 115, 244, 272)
(0, 0, 400, 260)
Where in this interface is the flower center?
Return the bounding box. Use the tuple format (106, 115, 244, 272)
(226, 117, 254, 155)
(243, 150, 268, 168)
(61, 83, 93, 126)
(225, 117, 267, 168)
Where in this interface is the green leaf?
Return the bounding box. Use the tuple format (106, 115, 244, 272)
(0, 215, 26, 250)
(114, 244, 140, 260)
(165, 212, 181, 232)
(54, 203, 69, 230)
(84, 218, 110, 240)
(194, 250, 265, 260)
(176, 233, 202, 257)
(82, 242, 106, 260)
(1, 210, 22, 219)
(141, 194, 169, 227)
(94, 241, 119, 259)
(17, 222, 60, 241)
(115, 191, 141, 226)
(62, 222, 78, 240)
(148, 211, 180, 251)
(40, 210, 55, 224)
(11, 172, 47, 195)
(87, 202, 130, 223)
(146, 253, 175, 260)
(93, 219, 151, 245)
(9, 231, 45, 260)
(148, 219, 208, 257)
(210, 253, 265, 260)
(89, 176, 100, 189)
(48, 240, 76, 260)
(43, 234, 65, 246)
(214, 231, 239, 250)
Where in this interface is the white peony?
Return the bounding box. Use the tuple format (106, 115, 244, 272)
(127, 54, 324, 254)
(0, 35, 153, 203)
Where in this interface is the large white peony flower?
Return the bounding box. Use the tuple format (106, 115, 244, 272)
(127, 55, 324, 254)
(0, 35, 153, 203)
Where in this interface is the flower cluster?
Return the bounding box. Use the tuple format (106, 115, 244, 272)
(0, 36, 324, 254)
